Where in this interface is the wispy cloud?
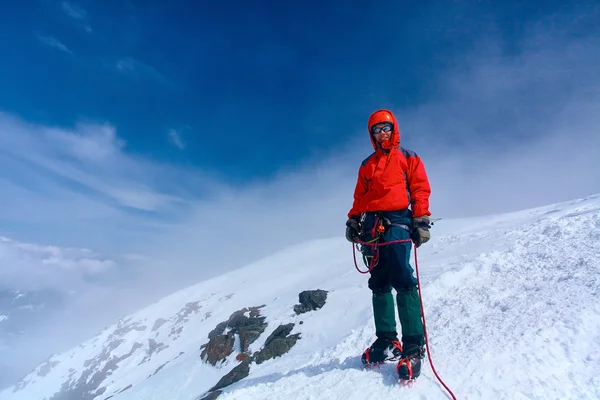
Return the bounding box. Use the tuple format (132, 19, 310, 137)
(168, 129, 185, 150)
(0, 236, 116, 289)
(60, 2, 92, 33)
(115, 58, 166, 83)
(37, 35, 73, 55)
(115, 58, 179, 90)
(0, 112, 193, 245)
(60, 1, 86, 20)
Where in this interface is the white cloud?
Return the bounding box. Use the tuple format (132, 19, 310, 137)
(37, 35, 73, 55)
(43, 123, 125, 162)
(115, 58, 139, 74)
(0, 236, 117, 291)
(60, 2, 93, 34)
(115, 58, 179, 90)
(0, 114, 187, 214)
(168, 129, 185, 150)
(61, 1, 86, 19)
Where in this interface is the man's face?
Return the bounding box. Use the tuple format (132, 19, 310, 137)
(371, 122, 393, 143)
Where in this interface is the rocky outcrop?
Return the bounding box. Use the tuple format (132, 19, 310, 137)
(198, 390, 223, 400)
(48, 340, 143, 400)
(201, 334, 236, 366)
(152, 318, 168, 332)
(209, 358, 252, 392)
(200, 319, 301, 400)
(139, 339, 169, 365)
(293, 289, 328, 315)
(170, 301, 203, 339)
(200, 306, 267, 366)
(254, 323, 300, 364)
(36, 360, 60, 377)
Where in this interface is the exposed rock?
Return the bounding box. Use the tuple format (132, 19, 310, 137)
(209, 359, 252, 392)
(37, 360, 60, 377)
(200, 306, 267, 366)
(254, 323, 300, 365)
(198, 390, 222, 400)
(47, 340, 143, 400)
(203, 323, 300, 393)
(170, 301, 203, 339)
(19, 298, 206, 400)
(119, 384, 132, 393)
(148, 352, 184, 378)
(152, 318, 168, 332)
(207, 321, 229, 340)
(201, 333, 236, 366)
(148, 338, 168, 355)
(238, 323, 265, 353)
(139, 338, 169, 365)
(149, 361, 169, 378)
(114, 319, 147, 336)
(293, 289, 328, 315)
(100, 382, 131, 400)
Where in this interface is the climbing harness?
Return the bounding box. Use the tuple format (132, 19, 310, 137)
(351, 215, 412, 274)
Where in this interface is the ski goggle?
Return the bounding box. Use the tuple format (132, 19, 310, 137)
(370, 123, 393, 135)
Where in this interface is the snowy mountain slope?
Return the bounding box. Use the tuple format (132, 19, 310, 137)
(0, 236, 120, 390)
(1, 194, 599, 400)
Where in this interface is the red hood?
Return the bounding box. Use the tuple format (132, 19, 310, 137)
(368, 109, 400, 152)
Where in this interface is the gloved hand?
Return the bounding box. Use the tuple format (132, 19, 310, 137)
(345, 215, 361, 243)
(411, 215, 431, 247)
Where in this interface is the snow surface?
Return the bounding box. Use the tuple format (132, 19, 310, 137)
(1, 194, 599, 400)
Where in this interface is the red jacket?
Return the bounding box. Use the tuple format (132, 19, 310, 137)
(348, 110, 431, 219)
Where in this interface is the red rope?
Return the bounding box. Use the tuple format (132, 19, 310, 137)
(351, 238, 457, 399)
(414, 245, 457, 400)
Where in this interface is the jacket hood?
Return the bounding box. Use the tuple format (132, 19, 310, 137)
(368, 109, 400, 152)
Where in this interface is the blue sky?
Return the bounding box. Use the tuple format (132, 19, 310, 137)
(2, 0, 595, 177)
(0, 0, 599, 296)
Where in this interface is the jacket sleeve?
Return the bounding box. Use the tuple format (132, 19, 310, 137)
(406, 154, 431, 217)
(348, 166, 368, 218)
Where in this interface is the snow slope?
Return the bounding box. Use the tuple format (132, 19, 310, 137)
(1, 194, 599, 400)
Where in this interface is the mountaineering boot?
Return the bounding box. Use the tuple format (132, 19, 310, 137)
(362, 290, 401, 365)
(396, 343, 425, 380)
(361, 337, 403, 365)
